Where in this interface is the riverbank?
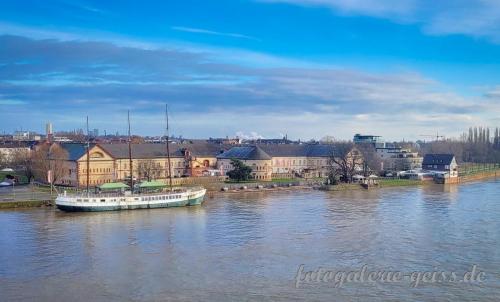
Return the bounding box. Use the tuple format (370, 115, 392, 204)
(1, 172, 498, 209)
(459, 169, 500, 183)
(0, 199, 53, 209)
(318, 178, 428, 191)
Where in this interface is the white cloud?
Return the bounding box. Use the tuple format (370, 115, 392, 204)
(262, 0, 416, 18)
(0, 99, 25, 105)
(171, 26, 261, 42)
(0, 30, 499, 140)
(261, 0, 500, 42)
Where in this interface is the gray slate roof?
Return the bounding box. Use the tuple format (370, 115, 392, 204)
(257, 144, 335, 157)
(100, 142, 231, 159)
(217, 146, 272, 160)
(422, 154, 455, 166)
(60, 141, 338, 161)
(59, 143, 96, 161)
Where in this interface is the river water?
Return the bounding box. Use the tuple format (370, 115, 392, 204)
(1, 180, 499, 301)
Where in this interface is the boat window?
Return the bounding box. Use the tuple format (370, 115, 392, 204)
(134, 198, 139, 201)
(100, 199, 105, 202)
(77, 199, 82, 202)
(84, 199, 89, 202)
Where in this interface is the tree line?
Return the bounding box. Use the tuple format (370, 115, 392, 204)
(421, 126, 500, 163)
(0, 143, 69, 184)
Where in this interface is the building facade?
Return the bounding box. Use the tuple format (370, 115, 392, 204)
(422, 154, 458, 177)
(52, 141, 360, 186)
(56, 142, 230, 187)
(217, 146, 273, 180)
(354, 134, 423, 172)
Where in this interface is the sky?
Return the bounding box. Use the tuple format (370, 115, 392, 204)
(1, 0, 500, 141)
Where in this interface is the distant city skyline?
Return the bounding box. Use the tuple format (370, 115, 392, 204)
(1, 1, 500, 140)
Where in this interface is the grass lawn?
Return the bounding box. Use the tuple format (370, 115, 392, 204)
(224, 180, 259, 184)
(225, 177, 326, 184)
(458, 163, 500, 177)
(378, 178, 423, 187)
(270, 178, 301, 183)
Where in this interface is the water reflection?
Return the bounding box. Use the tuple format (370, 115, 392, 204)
(1, 180, 499, 301)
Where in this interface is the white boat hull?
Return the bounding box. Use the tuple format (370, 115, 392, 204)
(55, 188, 206, 212)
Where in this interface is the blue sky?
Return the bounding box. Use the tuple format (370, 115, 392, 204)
(1, 0, 500, 140)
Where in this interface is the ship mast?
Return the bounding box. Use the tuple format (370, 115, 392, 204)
(86, 116, 90, 197)
(127, 110, 134, 191)
(165, 104, 173, 190)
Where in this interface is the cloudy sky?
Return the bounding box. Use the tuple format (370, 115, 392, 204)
(1, 0, 500, 140)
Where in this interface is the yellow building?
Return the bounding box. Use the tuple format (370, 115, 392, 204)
(53, 141, 361, 186)
(57, 142, 228, 187)
(217, 146, 273, 180)
(258, 144, 335, 178)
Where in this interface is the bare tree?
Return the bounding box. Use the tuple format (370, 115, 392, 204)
(328, 142, 364, 183)
(137, 159, 158, 181)
(0, 152, 7, 169)
(320, 136, 336, 144)
(356, 144, 382, 176)
(11, 148, 34, 181)
(32, 143, 69, 184)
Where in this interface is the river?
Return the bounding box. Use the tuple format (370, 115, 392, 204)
(1, 180, 499, 301)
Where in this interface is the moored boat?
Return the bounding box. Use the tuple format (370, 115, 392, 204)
(55, 187, 206, 212)
(56, 104, 207, 212)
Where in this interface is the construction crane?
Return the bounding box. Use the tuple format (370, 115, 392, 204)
(419, 132, 445, 142)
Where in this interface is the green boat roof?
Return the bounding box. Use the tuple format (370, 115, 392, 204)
(99, 182, 130, 190)
(139, 181, 166, 188)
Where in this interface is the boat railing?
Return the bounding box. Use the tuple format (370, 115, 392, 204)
(59, 186, 205, 198)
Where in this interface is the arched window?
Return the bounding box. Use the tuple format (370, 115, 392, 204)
(90, 152, 104, 158)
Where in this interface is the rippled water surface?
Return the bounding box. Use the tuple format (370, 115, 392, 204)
(1, 180, 500, 301)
